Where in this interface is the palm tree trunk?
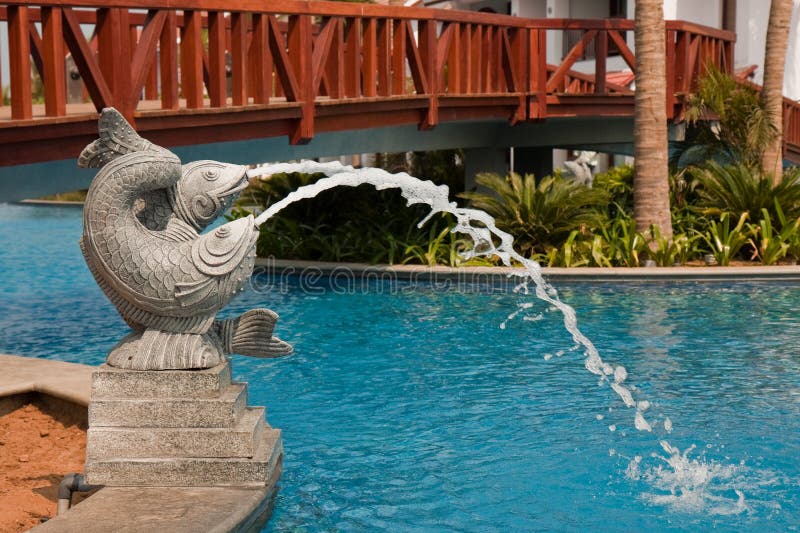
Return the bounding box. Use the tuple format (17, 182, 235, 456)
(762, 0, 793, 182)
(633, 0, 672, 239)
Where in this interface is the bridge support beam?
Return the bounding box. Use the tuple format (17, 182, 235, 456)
(463, 147, 508, 192)
(512, 147, 553, 179)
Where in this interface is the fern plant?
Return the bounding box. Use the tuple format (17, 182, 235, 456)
(459, 172, 609, 257)
(693, 162, 800, 224)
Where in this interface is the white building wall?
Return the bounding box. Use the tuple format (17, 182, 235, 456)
(735, 0, 770, 86)
(510, 0, 546, 18)
(662, 0, 721, 28)
(545, 0, 569, 65)
(568, 0, 609, 19)
(733, 0, 800, 99)
(784, 2, 800, 99)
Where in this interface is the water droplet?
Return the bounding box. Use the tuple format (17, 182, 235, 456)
(635, 411, 653, 432)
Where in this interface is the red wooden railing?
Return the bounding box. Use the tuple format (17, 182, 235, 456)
(0, 0, 795, 165)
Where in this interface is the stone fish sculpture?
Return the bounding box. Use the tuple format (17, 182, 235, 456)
(80, 108, 292, 370)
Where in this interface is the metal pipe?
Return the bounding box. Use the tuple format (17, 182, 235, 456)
(56, 473, 100, 515)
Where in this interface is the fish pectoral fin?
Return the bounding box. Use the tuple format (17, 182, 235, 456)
(174, 276, 217, 309)
(78, 108, 153, 169)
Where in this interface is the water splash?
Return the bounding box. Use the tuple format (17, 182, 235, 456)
(247, 160, 749, 514)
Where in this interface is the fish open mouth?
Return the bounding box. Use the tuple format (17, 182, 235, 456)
(218, 165, 249, 199)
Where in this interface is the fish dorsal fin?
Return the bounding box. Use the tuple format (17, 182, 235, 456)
(163, 216, 198, 242)
(78, 108, 154, 169)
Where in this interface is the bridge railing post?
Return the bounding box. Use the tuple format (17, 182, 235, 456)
(180, 9, 203, 111)
(288, 14, 313, 144)
(207, 11, 227, 108)
(362, 18, 380, 97)
(42, 6, 66, 117)
(418, 18, 438, 130)
(157, 10, 178, 110)
(8, 5, 32, 120)
(594, 30, 607, 95)
(230, 12, 248, 106)
(344, 18, 362, 99)
(97, 7, 133, 120)
(508, 26, 527, 124)
(527, 27, 546, 120)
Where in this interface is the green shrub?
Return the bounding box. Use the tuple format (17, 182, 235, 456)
(746, 207, 800, 265)
(645, 225, 700, 266)
(593, 164, 634, 219)
(599, 216, 646, 267)
(693, 162, 800, 225)
(459, 172, 609, 257)
(696, 212, 750, 266)
(232, 171, 463, 265)
(681, 65, 776, 169)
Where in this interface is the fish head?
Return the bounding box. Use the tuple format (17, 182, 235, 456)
(170, 160, 249, 231)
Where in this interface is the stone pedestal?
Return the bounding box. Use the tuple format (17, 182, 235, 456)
(84, 362, 282, 487)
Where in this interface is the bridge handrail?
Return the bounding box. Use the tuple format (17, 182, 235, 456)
(0, 1, 795, 163)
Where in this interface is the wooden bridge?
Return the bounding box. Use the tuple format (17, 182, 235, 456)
(0, 0, 799, 200)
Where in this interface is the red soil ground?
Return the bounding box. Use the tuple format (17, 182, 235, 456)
(0, 396, 88, 533)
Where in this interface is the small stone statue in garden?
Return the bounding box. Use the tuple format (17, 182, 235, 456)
(79, 108, 291, 370)
(563, 150, 597, 187)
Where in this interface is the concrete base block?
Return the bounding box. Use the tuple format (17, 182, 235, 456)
(84, 361, 282, 488)
(89, 382, 247, 428)
(91, 362, 231, 398)
(85, 430, 282, 487)
(87, 407, 266, 459)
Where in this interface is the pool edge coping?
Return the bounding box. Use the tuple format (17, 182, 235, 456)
(254, 259, 800, 282)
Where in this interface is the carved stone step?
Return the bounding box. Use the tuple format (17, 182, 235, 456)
(91, 362, 232, 399)
(84, 429, 282, 487)
(89, 382, 247, 428)
(87, 407, 266, 460)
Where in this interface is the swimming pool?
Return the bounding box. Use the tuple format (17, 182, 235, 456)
(1, 203, 798, 532)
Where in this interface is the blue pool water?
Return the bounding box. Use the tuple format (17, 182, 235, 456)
(1, 203, 799, 532)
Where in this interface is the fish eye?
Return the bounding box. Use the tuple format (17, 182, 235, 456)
(202, 168, 220, 181)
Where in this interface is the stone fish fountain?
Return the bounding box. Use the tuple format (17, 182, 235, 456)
(80, 108, 291, 371)
(80, 108, 287, 487)
(78, 107, 750, 512)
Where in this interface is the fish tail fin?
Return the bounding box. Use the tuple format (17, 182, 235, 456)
(214, 308, 293, 358)
(78, 107, 154, 169)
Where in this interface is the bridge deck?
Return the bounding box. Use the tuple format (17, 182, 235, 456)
(0, 0, 797, 169)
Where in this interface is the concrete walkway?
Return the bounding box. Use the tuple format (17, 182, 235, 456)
(0, 354, 275, 533)
(33, 486, 275, 533)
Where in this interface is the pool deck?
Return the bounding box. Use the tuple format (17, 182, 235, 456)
(0, 354, 275, 533)
(0, 354, 93, 406)
(255, 258, 800, 282)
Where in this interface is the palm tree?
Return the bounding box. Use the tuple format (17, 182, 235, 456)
(633, 0, 672, 239)
(761, 0, 793, 181)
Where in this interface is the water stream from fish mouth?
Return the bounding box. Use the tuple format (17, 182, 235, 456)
(247, 160, 763, 515)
